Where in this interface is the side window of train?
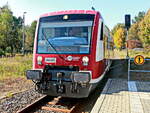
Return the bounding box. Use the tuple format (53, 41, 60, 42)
(100, 23, 103, 40)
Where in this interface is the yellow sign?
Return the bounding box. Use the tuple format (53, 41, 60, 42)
(134, 55, 145, 65)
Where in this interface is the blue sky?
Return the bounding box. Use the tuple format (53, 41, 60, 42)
(0, 0, 150, 30)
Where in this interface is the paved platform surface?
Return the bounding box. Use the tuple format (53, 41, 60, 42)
(91, 79, 150, 113)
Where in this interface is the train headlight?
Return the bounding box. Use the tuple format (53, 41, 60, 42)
(63, 15, 68, 20)
(37, 56, 42, 65)
(82, 56, 89, 66)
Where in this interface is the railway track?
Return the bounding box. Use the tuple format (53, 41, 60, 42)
(16, 95, 48, 113)
(17, 95, 82, 113)
(16, 75, 109, 113)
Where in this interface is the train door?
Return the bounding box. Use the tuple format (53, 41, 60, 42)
(96, 19, 105, 73)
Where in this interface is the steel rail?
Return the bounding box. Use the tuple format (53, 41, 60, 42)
(16, 95, 48, 113)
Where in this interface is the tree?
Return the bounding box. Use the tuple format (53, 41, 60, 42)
(112, 10, 149, 51)
(128, 23, 140, 40)
(0, 5, 14, 52)
(113, 27, 126, 50)
(111, 23, 124, 36)
(111, 24, 126, 50)
(12, 16, 23, 53)
(0, 4, 37, 54)
(25, 20, 37, 52)
(138, 9, 150, 49)
(132, 11, 145, 23)
(0, 4, 23, 54)
(128, 11, 145, 43)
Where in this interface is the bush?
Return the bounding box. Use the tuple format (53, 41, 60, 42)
(6, 47, 12, 53)
(0, 48, 5, 56)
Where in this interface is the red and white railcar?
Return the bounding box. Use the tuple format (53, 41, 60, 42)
(26, 10, 113, 98)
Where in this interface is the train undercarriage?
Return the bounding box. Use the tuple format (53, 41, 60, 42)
(26, 65, 97, 98)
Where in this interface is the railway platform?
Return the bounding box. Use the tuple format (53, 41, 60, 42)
(91, 79, 150, 113)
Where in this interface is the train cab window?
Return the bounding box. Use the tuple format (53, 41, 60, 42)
(37, 21, 93, 54)
(100, 23, 103, 40)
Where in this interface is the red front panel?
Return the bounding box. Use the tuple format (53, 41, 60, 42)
(33, 10, 106, 80)
(34, 54, 91, 70)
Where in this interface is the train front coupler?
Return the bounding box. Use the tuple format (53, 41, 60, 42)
(56, 72, 65, 94)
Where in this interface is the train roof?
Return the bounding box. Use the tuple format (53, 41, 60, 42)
(40, 10, 101, 18)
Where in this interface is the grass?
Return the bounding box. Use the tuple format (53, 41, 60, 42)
(114, 49, 150, 59)
(5, 91, 13, 98)
(0, 49, 149, 80)
(129, 50, 150, 58)
(0, 54, 32, 80)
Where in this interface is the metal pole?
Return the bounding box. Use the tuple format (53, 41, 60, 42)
(128, 57, 130, 81)
(22, 12, 26, 55)
(126, 29, 129, 58)
(126, 29, 130, 81)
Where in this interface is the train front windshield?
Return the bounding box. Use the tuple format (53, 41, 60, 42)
(37, 14, 94, 54)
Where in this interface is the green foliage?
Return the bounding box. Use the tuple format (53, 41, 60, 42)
(0, 4, 23, 54)
(132, 11, 145, 23)
(0, 4, 36, 54)
(5, 47, 11, 53)
(25, 21, 37, 51)
(0, 5, 13, 49)
(0, 48, 5, 56)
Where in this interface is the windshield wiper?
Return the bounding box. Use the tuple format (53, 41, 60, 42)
(41, 29, 66, 61)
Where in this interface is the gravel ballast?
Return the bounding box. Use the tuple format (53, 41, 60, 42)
(0, 88, 44, 113)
